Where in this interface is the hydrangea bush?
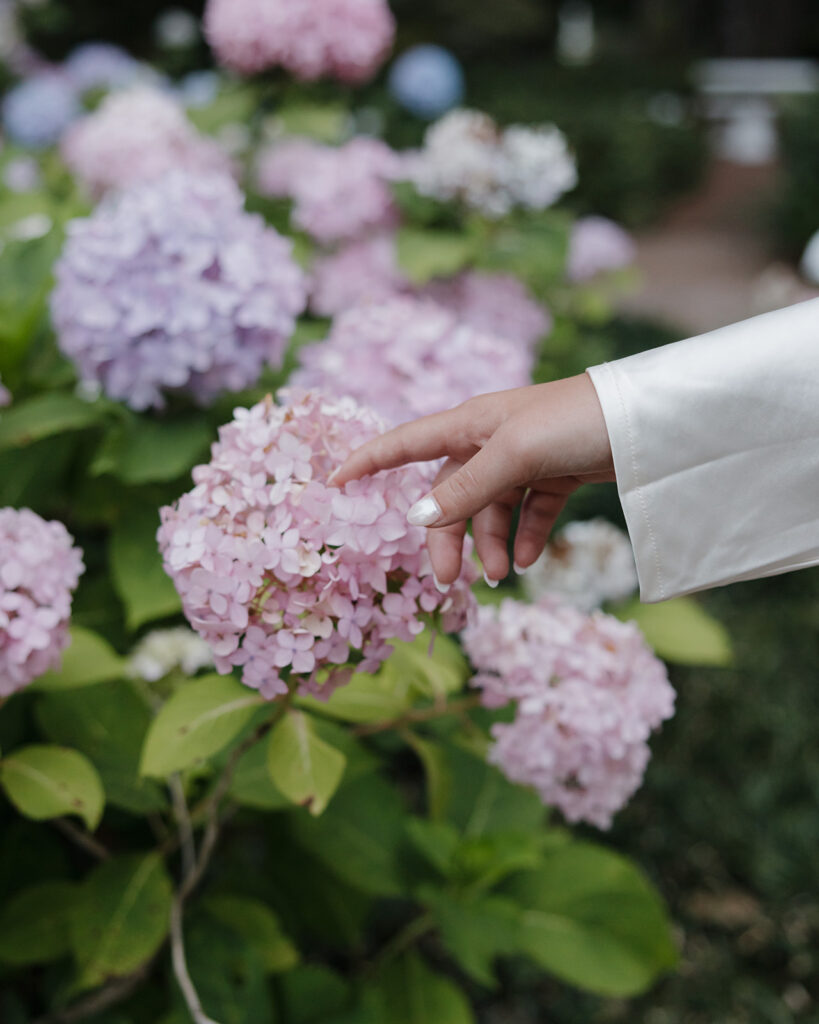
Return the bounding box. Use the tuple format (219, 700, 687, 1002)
(0, 6, 730, 1021)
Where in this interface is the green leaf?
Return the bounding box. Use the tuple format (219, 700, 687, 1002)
(275, 101, 349, 143)
(171, 914, 273, 1024)
(204, 895, 298, 973)
(476, 212, 570, 287)
(396, 227, 476, 285)
(36, 681, 166, 814)
(388, 632, 469, 700)
(443, 741, 546, 838)
(372, 952, 474, 1024)
(453, 832, 549, 891)
(503, 841, 677, 997)
(298, 666, 412, 724)
(615, 596, 733, 666)
(109, 505, 182, 631)
(94, 415, 212, 485)
(267, 710, 346, 816)
(140, 674, 265, 778)
(228, 739, 291, 810)
(405, 732, 451, 821)
(0, 881, 77, 965)
(279, 964, 350, 1023)
(70, 852, 173, 990)
(31, 626, 125, 691)
(0, 744, 104, 830)
(405, 818, 460, 877)
(0, 393, 105, 451)
(289, 774, 408, 897)
(0, 231, 63, 373)
(423, 891, 521, 987)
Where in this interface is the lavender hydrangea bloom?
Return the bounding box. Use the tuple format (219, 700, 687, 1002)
(63, 42, 152, 93)
(0, 508, 84, 697)
(2, 73, 81, 149)
(61, 87, 233, 198)
(567, 216, 636, 282)
(158, 390, 476, 700)
(257, 137, 404, 245)
(292, 298, 534, 426)
(204, 0, 395, 83)
(463, 596, 675, 829)
(51, 170, 308, 411)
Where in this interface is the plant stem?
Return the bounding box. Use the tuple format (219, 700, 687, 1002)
(352, 693, 483, 737)
(169, 774, 196, 878)
(52, 818, 110, 861)
(31, 962, 152, 1024)
(170, 896, 221, 1024)
(364, 911, 436, 978)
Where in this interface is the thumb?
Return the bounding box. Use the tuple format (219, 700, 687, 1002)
(406, 434, 527, 528)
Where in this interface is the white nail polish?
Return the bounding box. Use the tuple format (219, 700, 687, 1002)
(327, 467, 340, 485)
(432, 573, 451, 594)
(483, 571, 499, 589)
(513, 562, 527, 575)
(407, 495, 442, 527)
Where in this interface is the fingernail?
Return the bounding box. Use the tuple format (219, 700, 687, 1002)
(407, 495, 442, 527)
(513, 562, 527, 575)
(327, 467, 340, 485)
(483, 571, 499, 589)
(432, 573, 450, 594)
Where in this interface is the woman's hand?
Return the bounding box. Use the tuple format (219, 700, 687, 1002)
(330, 373, 616, 585)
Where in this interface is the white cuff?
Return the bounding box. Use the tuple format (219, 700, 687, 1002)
(587, 298, 819, 602)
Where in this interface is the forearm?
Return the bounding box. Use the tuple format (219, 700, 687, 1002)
(587, 298, 819, 602)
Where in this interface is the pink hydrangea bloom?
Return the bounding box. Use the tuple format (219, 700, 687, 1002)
(567, 215, 636, 282)
(61, 87, 232, 198)
(52, 170, 307, 411)
(204, 0, 394, 83)
(158, 390, 477, 701)
(0, 508, 84, 697)
(462, 596, 675, 829)
(292, 298, 534, 426)
(420, 271, 551, 352)
(309, 234, 411, 316)
(257, 137, 403, 245)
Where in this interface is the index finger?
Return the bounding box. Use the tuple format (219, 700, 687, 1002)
(330, 405, 475, 486)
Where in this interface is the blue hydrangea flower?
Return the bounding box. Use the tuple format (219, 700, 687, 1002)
(63, 42, 149, 93)
(2, 73, 81, 149)
(388, 45, 464, 120)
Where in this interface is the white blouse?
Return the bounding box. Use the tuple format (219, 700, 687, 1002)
(586, 297, 819, 602)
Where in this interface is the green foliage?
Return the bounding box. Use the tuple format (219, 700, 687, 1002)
(615, 596, 733, 667)
(31, 626, 126, 690)
(109, 504, 182, 630)
(203, 894, 299, 973)
(0, 880, 77, 966)
(0, 743, 104, 830)
(0, 392, 108, 450)
(772, 94, 819, 257)
(396, 226, 477, 284)
(69, 852, 173, 990)
(371, 951, 475, 1024)
(35, 680, 166, 813)
(140, 673, 265, 778)
(267, 709, 347, 815)
(91, 413, 212, 485)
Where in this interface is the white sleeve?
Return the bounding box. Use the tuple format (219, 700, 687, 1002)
(586, 297, 819, 602)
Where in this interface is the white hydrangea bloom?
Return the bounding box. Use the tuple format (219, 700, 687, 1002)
(407, 108, 576, 218)
(128, 627, 214, 682)
(522, 518, 638, 612)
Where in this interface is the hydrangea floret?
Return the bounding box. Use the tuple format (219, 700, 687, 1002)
(61, 87, 232, 198)
(2, 73, 81, 149)
(407, 108, 577, 218)
(158, 389, 476, 700)
(128, 627, 214, 682)
(204, 0, 395, 83)
(567, 215, 636, 283)
(51, 170, 308, 411)
(0, 508, 84, 697)
(257, 137, 404, 245)
(522, 518, 638, 612)
(293, 298, 534, 426)
(462, 596, 675, 829)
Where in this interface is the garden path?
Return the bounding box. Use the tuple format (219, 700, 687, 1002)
(618, 159, 818, 335)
